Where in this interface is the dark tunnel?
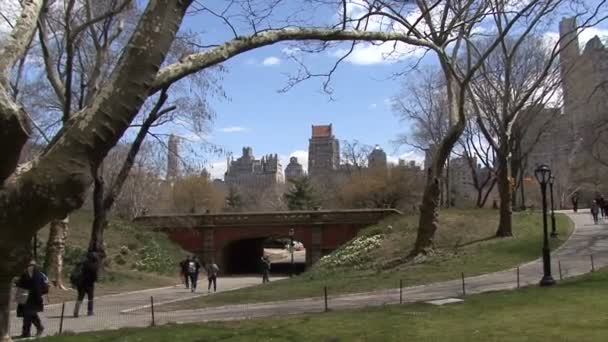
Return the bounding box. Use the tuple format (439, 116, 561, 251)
(222, 237, 307, 274)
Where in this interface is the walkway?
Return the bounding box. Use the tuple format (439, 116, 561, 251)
(10, 211, 608, 337)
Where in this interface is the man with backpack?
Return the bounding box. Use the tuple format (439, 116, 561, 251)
(207, 262, 220, 293)
(15, 261, 47, 338)
(186, 255, 201, 293)
(71, 251, 100, 317)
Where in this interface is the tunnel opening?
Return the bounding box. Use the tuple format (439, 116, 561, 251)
(222, 236, 307, 275)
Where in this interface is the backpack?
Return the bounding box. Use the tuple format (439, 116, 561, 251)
(70, 263, 83, 287)
(187, 261, 197, 274)
(39, 271, 49, 295)
(209, 263, 220, 276)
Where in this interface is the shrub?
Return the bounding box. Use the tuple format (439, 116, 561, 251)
(316, 234, 384, 270)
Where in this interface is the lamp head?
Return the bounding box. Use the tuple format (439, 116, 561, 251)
(534, 164, 551, 185)
(289, 228, 295, 237)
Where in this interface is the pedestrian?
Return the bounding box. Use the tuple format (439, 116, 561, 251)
(207, 262, 220, 293)
(260, 255, 271, 284)
(571, 192, 579, 213)
(598, 195, 606, 219)
(15, 261, 47, 338)
(591, 200, 600, 224)
(71, 251, 99, 317)
(179, 256, 191, 289)
(186, 255, 201, 293)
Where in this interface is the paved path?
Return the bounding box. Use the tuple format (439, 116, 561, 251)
(10, 211, 608, 337)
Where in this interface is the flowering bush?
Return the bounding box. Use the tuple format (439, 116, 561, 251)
(316, 234, 384, 269)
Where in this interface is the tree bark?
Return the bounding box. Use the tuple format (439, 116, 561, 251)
(89, 166, 107, 260)
(0, 275, 12, 342)
(44, 217, 69, 289)
(412, 174, 442, 255)
(495, 153, 513, 237)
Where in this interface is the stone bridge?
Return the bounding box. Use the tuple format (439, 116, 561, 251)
(134, 209, 401, 273)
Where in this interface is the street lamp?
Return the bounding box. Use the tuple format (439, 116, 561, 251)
(288, 228, 295, 277)
(534, 164, 556, 287)
(549, 175, 558, 238)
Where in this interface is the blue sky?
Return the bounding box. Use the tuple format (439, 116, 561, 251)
(1, 0, 607, 180)
(173, 1, 608, 180)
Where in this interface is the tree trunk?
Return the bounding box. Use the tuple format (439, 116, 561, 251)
(410, 172, 442, 256)
(44, 217, 69, 289)
(0, 276, 12, 342)
(495, 154, 513, 237)
(478, 178, 497, 208)
(89, 167, 107, 261)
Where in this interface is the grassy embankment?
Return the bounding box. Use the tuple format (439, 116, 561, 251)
(160, 209, 573, 310)
(34, 210, 187, 304)
(41, 267, 608, 342)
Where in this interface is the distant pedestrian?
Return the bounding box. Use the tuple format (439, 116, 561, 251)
(179, 256, 191, 289)
(571, 192, 579, 213)
(207, 262, 220, 293)
(598, 195, 606, 219)
(186, 256, 201, 293)
(16, 261, 47, 338)
(591, 200, 600, 224)
(260, 256, 271, 284)
(71, 251, 100, 317)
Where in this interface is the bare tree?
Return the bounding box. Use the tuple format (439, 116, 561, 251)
(469, 30, 566, 237)
(341, 139, 372, 173)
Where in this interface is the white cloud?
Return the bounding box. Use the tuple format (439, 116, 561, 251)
(286, 150, 309, 173)
(262, 56, 281, 66)
(331, 41, 427, 65)
(387, 151, 425, 167)
(207, 160, 228, 180)
(368, 103, 377, 109)
(281, 47, 302, 56)
(219, 126, 249, 133)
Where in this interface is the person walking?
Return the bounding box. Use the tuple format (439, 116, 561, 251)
(72, 251, 100, 317)
(598, 195, 606, 219)
(207, 262, 220, 293)
(15, 261, 46, 338)
(591, 200, 600, 224)
(260, 255, 271, 284)
(571, 192, 579, 213)
(186, 255, 201, 293)
(179, 256, 191, 289)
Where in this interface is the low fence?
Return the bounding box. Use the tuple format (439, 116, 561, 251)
(9, 252, 608, 338)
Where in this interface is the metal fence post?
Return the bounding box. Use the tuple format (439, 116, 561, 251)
(558, 260, 563, 280)
(150, 296, 156, 327)
(517, 267, 520, 288)
(591, 255, 595, 272)
(461, 272, 466, 297)
(324, 286, 328, 312)
(399, 279, 403, 304)
(59, 302, 65, 334)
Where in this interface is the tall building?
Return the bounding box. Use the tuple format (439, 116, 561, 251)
(308, 124, 340, 178)
(368, 145, 388, 169)
(224, 147, 284, 190)
(285, 157, 305, 181)
(166, 134, 180, 180)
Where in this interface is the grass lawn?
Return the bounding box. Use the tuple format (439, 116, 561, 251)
(41, 268, 608, 342)
(160, 209, 574, 311)
(30, 210, 187, 305)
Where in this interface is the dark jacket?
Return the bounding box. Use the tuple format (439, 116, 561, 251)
(79, 257, 99, 288)
(16, 268, 45, 316)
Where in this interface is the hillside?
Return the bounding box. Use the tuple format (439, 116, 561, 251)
(160, 209, 574, 310)
(34, 210, 188, 304)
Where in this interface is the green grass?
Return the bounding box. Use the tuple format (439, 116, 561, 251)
(160, 209, 573, 310)
(41, 268, 608, 342)
(33, 210, 188, 304)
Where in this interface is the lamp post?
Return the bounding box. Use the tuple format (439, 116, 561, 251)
(549, 175, 558, 238)
(289, 228, 295, 277)
(535, 164, 556, 287)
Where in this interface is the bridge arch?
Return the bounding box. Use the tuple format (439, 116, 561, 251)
(134, 209, 400, 274)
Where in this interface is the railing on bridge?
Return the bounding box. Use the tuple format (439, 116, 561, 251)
(133, 208, 402, 229)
